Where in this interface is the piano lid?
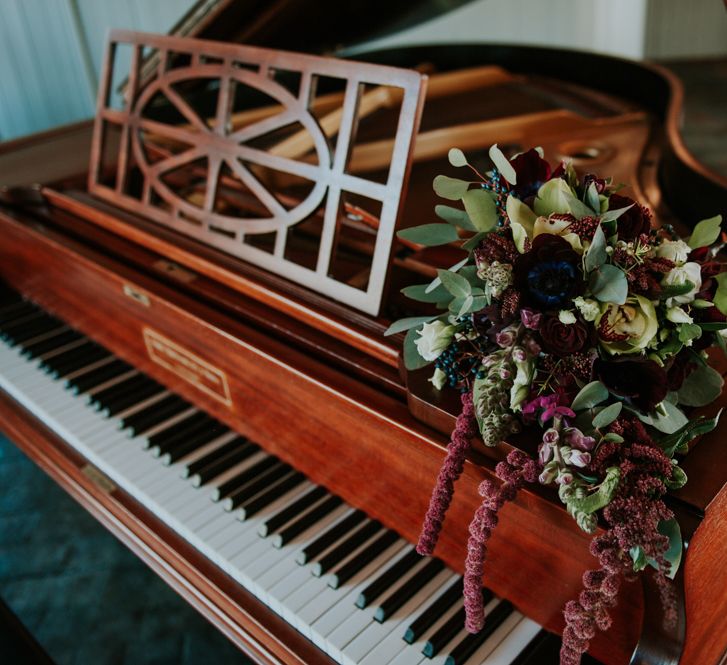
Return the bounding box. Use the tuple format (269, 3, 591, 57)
(89, 30, 426, 316)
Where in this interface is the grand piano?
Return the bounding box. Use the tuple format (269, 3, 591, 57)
(0, 2, 726, 664)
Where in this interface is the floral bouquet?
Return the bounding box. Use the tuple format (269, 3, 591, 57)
(387, 144, 725, 665)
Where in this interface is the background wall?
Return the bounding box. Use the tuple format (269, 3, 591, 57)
(0, 0, 725, 142)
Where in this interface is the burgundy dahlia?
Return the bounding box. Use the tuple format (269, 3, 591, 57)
(513, 235, 583, 309)
(594, 357, 668, 412)
(611, 194, 652, 241)
(540, 315, 589, 356)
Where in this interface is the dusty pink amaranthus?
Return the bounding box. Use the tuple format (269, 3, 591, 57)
(464, 450, 538, 632)
(417, 392, 478, 555)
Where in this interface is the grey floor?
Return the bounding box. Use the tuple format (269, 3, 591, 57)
(0, 59, 725, 665)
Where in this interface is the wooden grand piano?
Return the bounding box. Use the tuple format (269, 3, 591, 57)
(0, 3, 726, 664)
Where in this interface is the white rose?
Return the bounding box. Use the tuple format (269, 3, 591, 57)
(656, 239, 691, 265)
(429, 367, 447, 391)
(666, 306, 693, 324)
(415, 320, 455, 361)
(573, 296, 600, 322)
(662, 262, 702, 305)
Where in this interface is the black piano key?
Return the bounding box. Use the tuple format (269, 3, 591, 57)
(311, 519, 382, 577)
(121, 395, 188, 434)
(221, 461, 291, 509)
(2, 317, 61, 345)
(404, 578, 463, 644)
(328, 529, 400, 589)
(182, 435, 250, 478)
(273, 495, 343, 548)
(296, 509, 367, 565)
(189, 440, 259, 487)
(258, 486, 328, 537)
(355, 548, 421, 609)
(211, 456, 279, 501)
(162, 424, 229, 465)
(422, 605, 466, 658)
(67, 359, 131, 394)
(22, 330, 82, 358)
(102, 382, 165, 417)
(237, 471, 307, 520)
(145, 411, 209, 450)
(151, 416, 219, 457)
(0, 301, 36, 326)
(44, 344, 108, 377)
(444, 599, 512, 665)
(374, 558, 445, 623)
(89, 374, 150, 408)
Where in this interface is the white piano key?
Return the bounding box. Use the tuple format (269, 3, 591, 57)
(477, 617, 541, 664)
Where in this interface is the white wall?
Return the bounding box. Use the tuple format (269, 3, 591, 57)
(0, 0, 195, 141)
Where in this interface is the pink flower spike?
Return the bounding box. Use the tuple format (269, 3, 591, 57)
(416, 392, 477, 556)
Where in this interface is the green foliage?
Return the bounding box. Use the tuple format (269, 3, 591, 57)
(400, 282, 451, 304)
(424, 257, 468, 294)
(677, 363, 723, 407)
(589, 264, 628, 304)
(435, 204, 476, 231)
(433, 175, 470, 200)
(438, 269, 471, 298)
(403, 327, 433, 370)
(655, 518, 683, 579)
(714, 273, 727, 316)
(592, 402, 622, 429)
(585, 182, 600, 215)
(631, 400, 689, 434)
(660, 280, 696, 299)
(687, 214, 723, 249)
(397, 223, 459, 247)
(448, 147, 468, 168)
(384, 315, 436, 336)
(488, 144, 517, 184)
(664, 465, 688, 490)
(462, 189, 498, 232)
(571, 381, 609, 411)
(584, 223, 607, 272)
(659, 410, 722, 457)
(561, 467, 620, 534)
(599, 204, 634, 223)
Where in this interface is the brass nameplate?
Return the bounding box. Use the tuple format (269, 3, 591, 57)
(143, 327, 232, 406)
(81, 464, 116, 493)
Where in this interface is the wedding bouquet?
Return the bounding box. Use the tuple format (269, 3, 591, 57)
(388, 144, 725, 664)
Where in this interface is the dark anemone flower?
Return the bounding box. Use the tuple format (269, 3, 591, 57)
(513, 234, 583, 309)
(666, 350, 697, 392)
(509, 148, 552, 198)
(610, 194, 652, 241)
(594, 357, 668, 412)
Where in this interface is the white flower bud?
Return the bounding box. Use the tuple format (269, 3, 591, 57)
(429, 367, 447, 391)
(573, 296, 600, 322)
(666, 306, 693, 324)
(415, 320, 455, 361)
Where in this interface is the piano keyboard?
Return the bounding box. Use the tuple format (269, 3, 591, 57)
(0, 291, 555, 665)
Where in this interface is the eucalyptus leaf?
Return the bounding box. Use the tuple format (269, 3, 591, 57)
(590, 264, 628, 304)
(433, 175, 470, 201)
(403, 326, 433, 370)
(435, 204, 476, 231)
(397, 223, 459, 246)
(571, 381, 609, 411)
(660, 280, 696, 299)
(592, 402, 622, 429)
(599, 204, 634, 223)
(462, 188, 498, 232)
(631, 400, 689, 434)
(401, 282, 451, 304)
(678, 323, 702, 344)
(696, 322, 727, 331)
(585, 182, 600, 214)
(630, 546, 648, 572)
(438, 269, 471, 298)
(567, 195, 597, 220)
(448, 147, 468, 168)
(677, 363, 724, 406)
(425, 257, 468, 293)
(649, 519, 683, 579)
(567, 466, 620, 515)
(664, 465, 687, 490)
(462, 232, 487, 252)
(602, 432, 624, 443)
(488, 144, 517, 185)
(687, 214, 723, 249)
(584, 224, 607, 272)
(457, 294, 474, 317)
(714, 273, 727, 316)
(384, 315, 437, 336)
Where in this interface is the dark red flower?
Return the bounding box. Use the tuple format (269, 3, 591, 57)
(540, 315, 589, 356)
(610, 194, 652, 241)
(509, 148, 552, 198)
(513, 234, 583, 309)
(665, 350, 697, 392)
(594, 357, 668, 412)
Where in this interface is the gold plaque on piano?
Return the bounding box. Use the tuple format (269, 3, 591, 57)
(88, 30, 426, 316)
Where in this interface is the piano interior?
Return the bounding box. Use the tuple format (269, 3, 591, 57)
(0, 3, 726, 665)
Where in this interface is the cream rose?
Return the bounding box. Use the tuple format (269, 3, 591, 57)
(662, 262, 702, 306)
(415, 320, 455, 362)
(656, 239, 691, 265)
(596, 295, 658, 354)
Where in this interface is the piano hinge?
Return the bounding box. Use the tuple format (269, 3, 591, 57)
(81, 464, 116, 494)
(152, 260, 198, 284)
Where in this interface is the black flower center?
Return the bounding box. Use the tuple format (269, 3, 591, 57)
(528, 260, 577, 307)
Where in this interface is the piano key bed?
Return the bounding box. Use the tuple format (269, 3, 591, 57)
(0, 289, 576, 665)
